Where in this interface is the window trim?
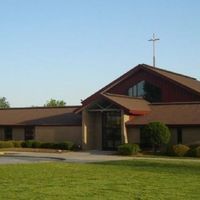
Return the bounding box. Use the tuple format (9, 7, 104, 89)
(4, 127, 13, 141)
(24, 126, 35, 141)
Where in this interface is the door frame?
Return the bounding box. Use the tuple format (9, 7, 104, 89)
(102, 111, 122, 150)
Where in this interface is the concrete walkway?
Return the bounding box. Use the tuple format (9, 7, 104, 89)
(1, 150, 200, 164)
(0, 150, 133, 164)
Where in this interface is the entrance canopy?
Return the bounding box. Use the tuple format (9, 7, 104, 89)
(76, 93, 151, 116)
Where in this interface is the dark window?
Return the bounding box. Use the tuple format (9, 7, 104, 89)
(177, 128, 182, 144)
(140, 127, 152, 150)
(128, 81, 145, 97)
(4, 127, 12, 140)
(128, 80, 162, 102)
(24, 127, 35, 140)
(102, 111, 121, 150)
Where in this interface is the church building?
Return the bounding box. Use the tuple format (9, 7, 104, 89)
(0, 64, 200, 150)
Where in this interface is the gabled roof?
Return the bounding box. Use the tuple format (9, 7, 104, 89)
(80, 64, 200, 109)
(102, 93, 150, 115)
(142, 64, 200, 94)
(126, 102, 200, 126)
(0, 106, 82, 126)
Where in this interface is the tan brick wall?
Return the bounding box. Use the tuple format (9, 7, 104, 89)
(82, 110, 95, 150)
(12, 128, 25, 140)
(182, 127, 200, 145)
(82, 110, 102, 150)
(168, 128, 177, 145)
(35, 126, 82, 144)
(127, 127, 140, 143)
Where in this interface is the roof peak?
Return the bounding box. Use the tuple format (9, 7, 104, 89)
(140, 63, 197, 80)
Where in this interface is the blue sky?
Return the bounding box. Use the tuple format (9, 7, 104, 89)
(0, 0, 200, 107)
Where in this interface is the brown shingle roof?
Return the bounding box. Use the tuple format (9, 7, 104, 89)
(142, 64, 200, 94)
(0, 106, 81, 126)
(127, 102, 200, 126)
(80, 64, 200, 109)
(102, 93, 150, 115)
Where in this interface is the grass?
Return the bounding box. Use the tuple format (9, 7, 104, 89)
(0, 159, 200, 200)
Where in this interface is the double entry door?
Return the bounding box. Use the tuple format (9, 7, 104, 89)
(102, 111, 121, 150)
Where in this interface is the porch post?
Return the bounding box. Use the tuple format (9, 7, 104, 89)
(82, 109, 88, 150)
(121, 110, 129, 144)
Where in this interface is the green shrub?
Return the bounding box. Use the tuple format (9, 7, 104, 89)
(189, 144, 199, 149)
(173, 144, 190, 157)
(60, 141, 74, 150)
(165, 145, 175, 156)
(196, 146, 200, 157)
(52, 141, 74, 150)
(40, 142, 55, 149)
(0, 140, 75, 150)
(141, 122, 171, 152)
(21, 140, 36, 148)
(0, 141, 14, 148)
(12, 141, 23, 147)
(71, 144, 82, 151)
(31, 141, 41, 148)
(118, 144, 140, 155)
(186, 147, 197, 157)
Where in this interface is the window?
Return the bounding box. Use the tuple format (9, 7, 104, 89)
(24, 127, 35, 140)
(128, 80, 162, 102)
(138, 81, 145, 96)
(128, 81, 145, 97)
(177, 128, 182, 144)
(140, 127, 152, 149)
(4, 127, 12, 140)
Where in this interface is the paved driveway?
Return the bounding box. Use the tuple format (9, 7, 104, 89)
(0, 150, 133, 164)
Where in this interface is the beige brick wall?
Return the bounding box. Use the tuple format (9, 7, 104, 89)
(82, 110, 103, 150)
(35, 126, 82, 144)
(127, 127, 140, 143)
(168, 128, 177, 145)
(182, 127, 200, 145)
(12, 128, 25, 140)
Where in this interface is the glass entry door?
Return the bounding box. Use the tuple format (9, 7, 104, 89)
(102, 111, 121, 150)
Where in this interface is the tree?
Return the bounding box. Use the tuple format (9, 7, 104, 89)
(141, 122, 171, 152)
(0, 97, 10, 108)
(44, 99, 66, 107)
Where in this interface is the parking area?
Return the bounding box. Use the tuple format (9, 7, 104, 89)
(0, 150, 133, 164)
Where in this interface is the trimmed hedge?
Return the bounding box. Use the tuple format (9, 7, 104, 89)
(12, 141, 23, 147)
(40, 141, 74, 150)
(186, 147, 196, 157)
(186, 146, 200, 157)
(173, 144, 190, 157)
(118, 144, 140, 155)
(0, 140, 75, 150)
(21, 140, 35, 148)
(0, 141, 14, 148)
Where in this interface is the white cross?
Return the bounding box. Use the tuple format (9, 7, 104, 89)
(148, 33, 160, 67)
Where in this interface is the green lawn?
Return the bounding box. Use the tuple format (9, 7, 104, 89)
(0, 159, 200, 200)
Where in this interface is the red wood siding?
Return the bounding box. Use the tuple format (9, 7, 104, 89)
(108, 69, 200, 102)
